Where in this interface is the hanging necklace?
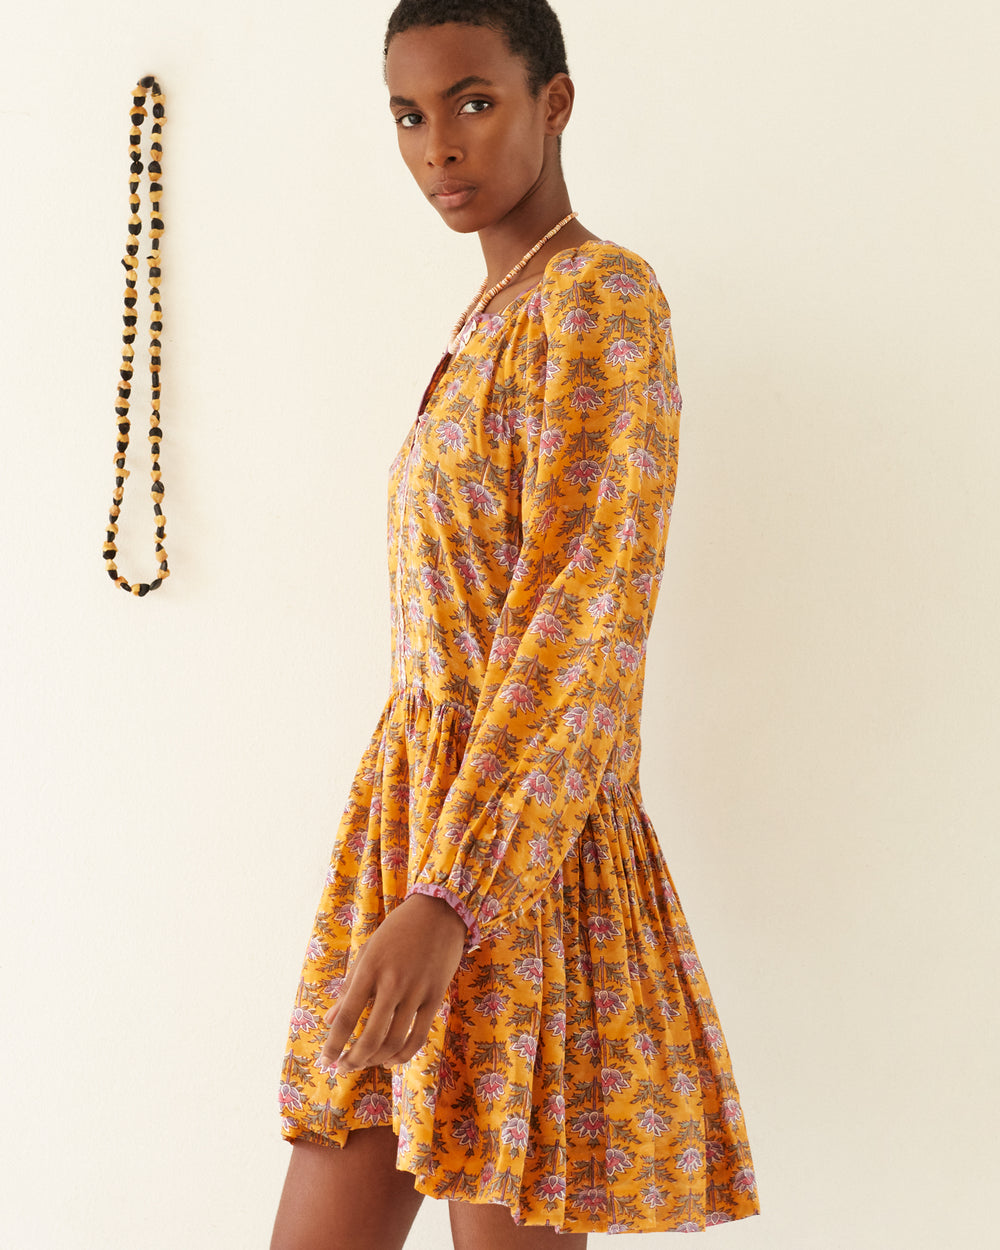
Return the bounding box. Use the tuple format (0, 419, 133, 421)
(103, 74, 169, 596)
(419, 210, 579, 416)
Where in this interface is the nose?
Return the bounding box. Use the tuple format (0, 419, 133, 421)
(423, 123, 462, 168)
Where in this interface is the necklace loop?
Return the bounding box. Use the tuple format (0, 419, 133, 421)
(103, 75, 169, 597)
(447, 211, 579, 353)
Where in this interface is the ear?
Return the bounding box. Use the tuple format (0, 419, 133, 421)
(542, 72, 575, 137)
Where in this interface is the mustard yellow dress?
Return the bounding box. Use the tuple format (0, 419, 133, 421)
(279, 238, 760, 1234)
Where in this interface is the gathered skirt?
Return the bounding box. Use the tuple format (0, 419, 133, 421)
(279, 683, 760, 1234)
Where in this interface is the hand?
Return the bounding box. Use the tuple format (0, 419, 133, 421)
(317, 893, 468, 1074)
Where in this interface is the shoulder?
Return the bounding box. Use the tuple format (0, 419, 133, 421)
(530, 239, 669, 332)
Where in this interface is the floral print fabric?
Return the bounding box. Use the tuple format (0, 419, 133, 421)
(279, 239, 760, 1233)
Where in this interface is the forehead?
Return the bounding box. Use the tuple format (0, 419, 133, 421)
(385, 22, 530, 97)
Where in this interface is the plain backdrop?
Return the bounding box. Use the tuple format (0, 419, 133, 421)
(2, 1, 998, 1246)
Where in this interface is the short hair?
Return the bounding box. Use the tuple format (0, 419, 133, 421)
(384, 0, 569, 97)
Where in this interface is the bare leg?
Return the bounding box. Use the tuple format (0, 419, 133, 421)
(449, 1200, 588, 1249)
(270, 1127, 425, 1250)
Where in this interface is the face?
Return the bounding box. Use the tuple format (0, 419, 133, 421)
(385, 22, 565, 233)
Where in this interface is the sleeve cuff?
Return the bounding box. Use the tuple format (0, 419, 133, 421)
(406, 882, 482, 952)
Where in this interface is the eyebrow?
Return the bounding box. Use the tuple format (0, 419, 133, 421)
(389, 76, 495, 109)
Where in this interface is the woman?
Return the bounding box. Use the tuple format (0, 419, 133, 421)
(271, 3, 759, 1246)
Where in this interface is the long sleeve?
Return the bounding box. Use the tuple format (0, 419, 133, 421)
(407, 246, 682, 949)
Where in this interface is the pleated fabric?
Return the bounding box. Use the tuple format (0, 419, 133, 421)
(279, 240, 760, 1233)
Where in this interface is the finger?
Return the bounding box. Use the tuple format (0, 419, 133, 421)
(323, 965, 357, 1027)
(349, 998, 424, 1072)
(381, 1002, 439, 1067)
(318, 971, 373, 1066)
(336, 991, 408, 1074)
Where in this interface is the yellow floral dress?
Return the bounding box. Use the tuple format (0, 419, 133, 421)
(279, 238, 760, 1234)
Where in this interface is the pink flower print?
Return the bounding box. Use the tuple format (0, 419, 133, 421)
(452, 1117, 480, 1149)
(599, 1067, 631, 1095)
(561, 306, 598, 335)
(543, 357, 561, 381)
(495, 542, 521, 571)
(427, 492, 452, 527)
(679, 949, 702, 974)
(450, 865, 476, 894)
(514, 956, 544, 988)
(616, 515, 639, 546)
(480, 895, 502, 922)
(546, 1011, 567, 1038)
(421, 567, 453, 603)
(581, 837, 609, 865)
(544, 1092, 566, 1124)
(510, 1033, 538, 1062)
(705, 1138, 726, 1166)
(592, 704, 617, 734)
(427, 648, 446, 675)
(305, 935, 325, 961)
(360, 863, 381, 888)
(605, 1147, 632, 1176)
(444, 377, 462, 399)
(631, 571, 653, 598)
(475, 989, 509, 1020)
(438, 421, 467, 451)
(278, 1082, 304, 1112)
(501, 682, 536, 713)
(531, 609, 567, 644)
(528, 834, 549, 868)
(732, 1167, 757, 1194)
(671, 1070, 697, 1096)
(641, 1183, 667, 1208)
(554, 253, 589, 275)
(677, 1220, 701, 1233)
(487, 835, 510, 863)
(637, 1107, 670, 1137)
(565, 457, 602, 487)
(593, 988, 626, 1017)
(567, 537, 597, 573)
(702, 1024, 725, 1053)
(562, 705, 588, 734)
(606, 338, 643, 367)
(539, 425, 565, 456)
(382, 844, 408, 871)
(575, 1027, 602, 1057)
(525, 289, 545, 318)
(558, 660, 587, 685)
(535, 1174, 566, 1204)
(459, 481, 498, 515)
(570, 384, 603, 412)
(489, 634, 519, 667)
(706, 1212, 735, 1227)
(475, 355, 497, 383)
(475, 1071, 506, 1103)
(571, 1110, 605, 1141)
(454, 555, 484, 590)
(611, 410, 633, 440)
(355, 1091, 392, 1127)
(659, 996, 681, 1022)
(481, 313, 505, 337)
(334, 903, 359, 927)
(588, 591, 615, 621)
(633, 1032, 657, 1059)
(629, 446, 659, 477)
(471, 749, 504, 784)
(603, 271, 643, 299)
(676, 1147, 704, 1176)
(614, 640, 642, 673)
(564, 768, 586, 801)
(484, 409, 512, 442)
(721, 1097, 744, 1124)
(289, 1007, 318, 1037)
(645, 379, 669, 410)
(597, 475, 622, 503)
(500, 1116, 530, 1148)
(342, 831, 366, 857)
(456, 630, 484, 664)
(574, 1186, 607, 1214)
(627, 957, 641, 980)
(522, 769, 556, 805)
(588, 915, 621, 946)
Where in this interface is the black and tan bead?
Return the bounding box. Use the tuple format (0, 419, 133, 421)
(103, 75, 168, 596)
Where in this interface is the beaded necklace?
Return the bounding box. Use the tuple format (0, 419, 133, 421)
(418, 210, 579, 416)
(103, 75, 169, 596)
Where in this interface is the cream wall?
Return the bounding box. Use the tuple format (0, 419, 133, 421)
(2, 1, 997, 1246)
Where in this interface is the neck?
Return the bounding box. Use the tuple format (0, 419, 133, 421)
(477, 168, 576, 284)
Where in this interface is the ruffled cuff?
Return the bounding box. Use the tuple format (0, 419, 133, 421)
(406, 882, 482, 952)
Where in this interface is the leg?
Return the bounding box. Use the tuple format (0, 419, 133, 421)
(270, 1126, 425, 1250)
(449, 1200, 588, 1249)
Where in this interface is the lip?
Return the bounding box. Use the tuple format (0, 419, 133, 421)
(430, 180, 476, 210)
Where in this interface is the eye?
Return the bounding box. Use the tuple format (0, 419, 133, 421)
(396, 112, 423, 129)
(459, 99, 492, 116)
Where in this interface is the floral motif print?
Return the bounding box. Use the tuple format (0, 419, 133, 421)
(279, 239, 760, 1233)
